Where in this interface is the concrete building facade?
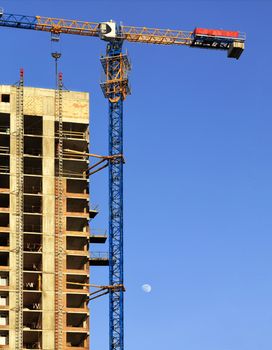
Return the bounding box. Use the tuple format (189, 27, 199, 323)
(0, 85, 97, 349)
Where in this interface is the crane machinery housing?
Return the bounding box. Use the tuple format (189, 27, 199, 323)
(0, 8, 245, 350)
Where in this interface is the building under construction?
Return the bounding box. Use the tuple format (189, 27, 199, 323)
(0, 81, 105, 349)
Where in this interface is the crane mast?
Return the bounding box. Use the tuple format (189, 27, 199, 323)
(100, 36, 131, 350)
(0, 9, 245, 350)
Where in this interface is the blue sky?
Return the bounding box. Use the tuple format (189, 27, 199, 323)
(1, 1, 272, 349)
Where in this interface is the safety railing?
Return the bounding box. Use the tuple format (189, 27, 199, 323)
(24, 128, 42, 136)
(23, 321, 42, 330)
(56, 130, 87, 140)
(24, 148, 42, 156)
(23, 225, 42, 233)
(90, 228, 107, 237)
(23, 283, 39, 291)
(23, 262, 42, 272)
(24, 167, 42, 175)
(24, 185, 42, 194)
(90, 204, 99, 211)
(0, 126, 10, 134)
(90, 251, 109, 260)
(0, 166, 9, 174)
(0, 146, 9, 154)
(66, 280, 89, 290)
(23, 243, 42, 252)
(61, 170, 86, 178)
(24, 205, 42, 214)
(62, 149, 88, 160)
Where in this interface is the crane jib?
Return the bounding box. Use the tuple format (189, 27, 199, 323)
(0, 13, 245, 58)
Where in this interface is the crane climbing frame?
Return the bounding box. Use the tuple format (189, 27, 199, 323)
(0, 8, 245, 350)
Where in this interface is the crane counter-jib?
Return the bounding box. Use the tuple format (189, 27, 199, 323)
(0, 12, 100, 35)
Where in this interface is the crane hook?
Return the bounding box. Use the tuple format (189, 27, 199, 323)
(51, 32, 62, 88)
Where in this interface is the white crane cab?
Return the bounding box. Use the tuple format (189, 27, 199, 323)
(99, 21, 118, 40)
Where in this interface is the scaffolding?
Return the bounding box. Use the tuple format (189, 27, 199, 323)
(55, 72, 64, 349)
(15, 68, 24, 349)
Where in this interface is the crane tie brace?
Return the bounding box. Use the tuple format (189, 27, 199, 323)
(64, 149, 125, 176)
(66, 282, 126, 301)
(0, 9, 245, 350)
(85, 154, 125, 177)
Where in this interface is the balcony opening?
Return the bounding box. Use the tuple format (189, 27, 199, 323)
(24, 136, 42, 157)
(23, 292, 42, 311)
(0, 293, 8, 306)
(24, 157, 42, 175)
(0, 331, 8, 346)
(24, 234, 42, 252)
(0, 213, 9, 228)
(56, 121, 88, 140)
(67, 255, 88, 271)
(0, 155, 9, 174)
(67, 293, 88, 308)
(0, 312, 8, 326)
(0, 134, 9, 155)
(23, 330, 42, 349)
(0, 194, 9, 209)
(67, 236, 88, 251)
(23, 273, 42, 291)
(66, 274, 89, 291)
(67, 312, 87, 328)
(23, 252, 42, 271)
(63, 138, 89, 158)
(56, 158, 88, 178)
(24, 176, 42, 194)
(0, 174, 9, 190)
(1, 95, 10, 103)
(67, 198, 89, 214)
(24, 196, 42, 214)
(23, 311, 42, 330)
(67, 332, 87, 348)
(66, 178, 89, 195)
(66, 217, 88, 232)
(0, 273, 8, 287)
(0, 253, 9, 266)
(0, 233, 9, 247)
(24, 115, 42, 136)
(0, 113, 10, 134)
(24, 215, 42, 233)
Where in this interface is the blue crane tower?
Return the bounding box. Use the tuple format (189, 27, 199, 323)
(0, 10, 245, 350)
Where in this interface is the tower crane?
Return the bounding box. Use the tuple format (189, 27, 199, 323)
(0, 9, 245, 350)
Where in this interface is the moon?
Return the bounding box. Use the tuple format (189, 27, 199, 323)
(142, 284, 152, 293)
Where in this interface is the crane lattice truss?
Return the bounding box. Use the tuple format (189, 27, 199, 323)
(0, 9, 245, 350)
